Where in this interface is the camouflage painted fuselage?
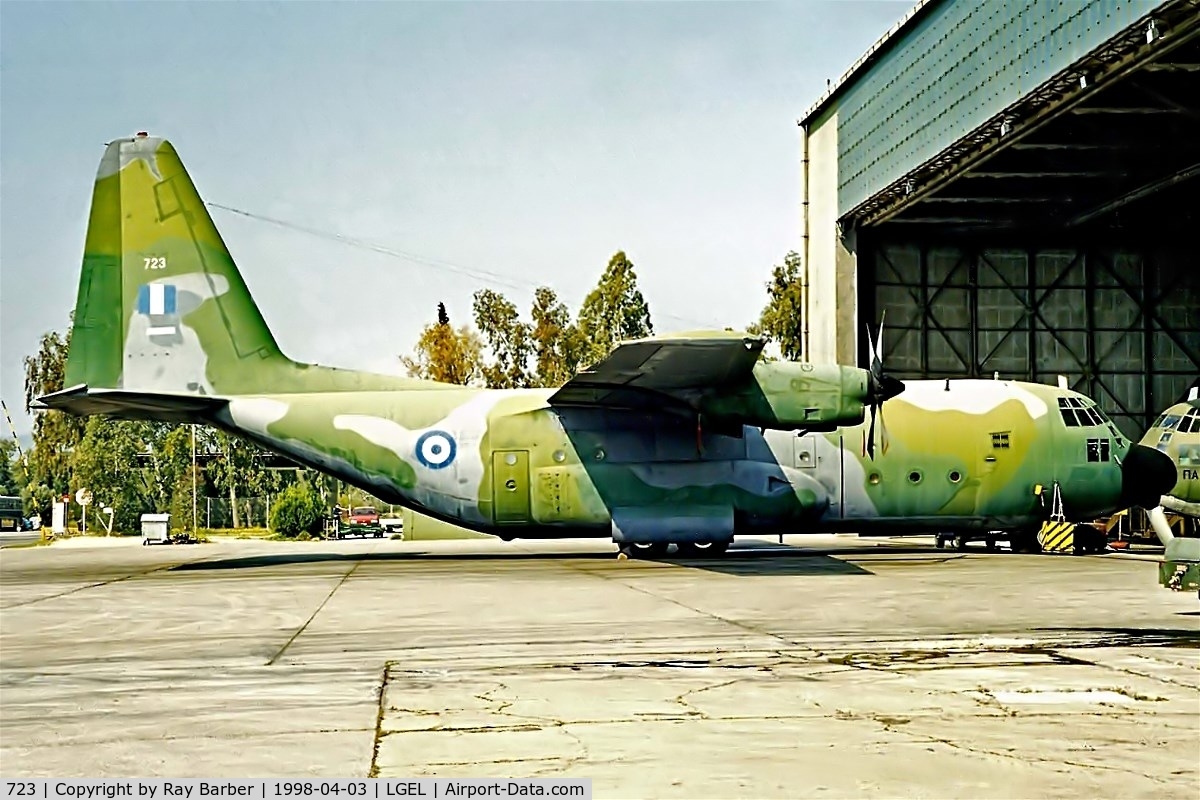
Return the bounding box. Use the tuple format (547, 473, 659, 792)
(1141, 399, 1200, 513)
(215, 377, 1130, 541)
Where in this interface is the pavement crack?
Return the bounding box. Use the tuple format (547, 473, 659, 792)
(870, 716, 1178, 787)
(546, 553, 814, 652)
(368, 660, 392, 778)
(266, 557, 363, 666)
(673, 678, 741, 719)
(1, 557, 205, 609)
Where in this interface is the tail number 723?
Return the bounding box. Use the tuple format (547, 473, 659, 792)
(144, 257, 167, 270)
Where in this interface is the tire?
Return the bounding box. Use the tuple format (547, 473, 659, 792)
(629, 542, 669, 559)
(676, 539, 731, 557)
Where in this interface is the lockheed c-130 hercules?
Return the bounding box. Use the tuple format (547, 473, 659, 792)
(1139, 389, 1200, 595)
(36, 134, 1178, 557)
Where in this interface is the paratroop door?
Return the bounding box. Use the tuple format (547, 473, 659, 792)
(493, 450, 531, 523)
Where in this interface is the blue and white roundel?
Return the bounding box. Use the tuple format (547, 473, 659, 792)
(415, 430, 457, 470)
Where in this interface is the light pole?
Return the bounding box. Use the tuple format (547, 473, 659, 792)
(191, 425, 197, 532)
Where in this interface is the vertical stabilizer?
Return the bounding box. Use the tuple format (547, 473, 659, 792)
(65, 133, 289, 397)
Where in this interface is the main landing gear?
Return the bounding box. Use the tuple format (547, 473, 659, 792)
(617, 540, 731, 560)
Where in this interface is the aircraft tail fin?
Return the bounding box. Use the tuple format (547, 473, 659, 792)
(64, 133, 293, 398)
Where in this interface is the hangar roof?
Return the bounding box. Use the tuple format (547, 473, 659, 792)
(798, 0, 937, 127)
(800, 0, 1195, 226)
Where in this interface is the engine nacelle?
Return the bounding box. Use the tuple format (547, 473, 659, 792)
(698, 362, 869, 431)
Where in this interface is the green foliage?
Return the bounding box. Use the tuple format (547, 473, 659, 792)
(0, 439, 19, 496)
(577, 251, 653, 367)
(754, 251, 805, 361)
(210, 430, 273, 528)
(401, 303, 484, 385)
(71, 417, 155, 533)
(472, 289, 534, 389)
(269, 482, 326, 537)
(530, 287, 584, 388)
(403, 253, 653, 389)
(23, 329, 86, 516)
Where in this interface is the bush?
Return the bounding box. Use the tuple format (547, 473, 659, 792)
(269, 483, 325, 537)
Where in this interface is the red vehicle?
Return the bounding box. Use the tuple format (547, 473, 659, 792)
(349, 506, 380, 526)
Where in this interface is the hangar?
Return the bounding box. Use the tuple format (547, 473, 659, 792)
(800, 0, 1200, 438)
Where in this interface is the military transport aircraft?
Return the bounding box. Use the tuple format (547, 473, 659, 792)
(1139, 389, 1200, 595)
(35, 134, 1177, 557)
(1144, 388, 1200, 520)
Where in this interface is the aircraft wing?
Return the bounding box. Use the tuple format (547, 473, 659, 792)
(549, 333, 765, 410)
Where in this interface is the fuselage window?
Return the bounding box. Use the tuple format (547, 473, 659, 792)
(1086, 438, 1111, 463)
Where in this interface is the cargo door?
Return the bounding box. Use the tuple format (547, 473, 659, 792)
(493, 450, 531, 523)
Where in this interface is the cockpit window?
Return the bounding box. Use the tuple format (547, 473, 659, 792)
(1161, 414, 1183, 432)
(1058, 396, 1106, 427)
(1179, 409, 1200, 433)
(1086, 438, 1111, 462)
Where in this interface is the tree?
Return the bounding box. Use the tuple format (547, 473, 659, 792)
(577, 251, 653, 367)
(208, 430, 261, 528)
(71, 417, 155, 533)
(22, 329, 87, 518)
(530, 286, 584, 387)
(0, 439, 19, 497)
(270, 481, 325, 537)
(753, 251, 806, 361)
(472, 289, 533, 389)
(401, 303, 484, 386)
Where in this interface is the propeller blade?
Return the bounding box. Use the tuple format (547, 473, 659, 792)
(873, 311, 886, 374)
(879, 401, 889, 456)
(866, 404, 877, 461)
(864, 323, 879, 379)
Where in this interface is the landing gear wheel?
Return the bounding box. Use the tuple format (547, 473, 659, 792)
(935, 537, 946, 550)
(954, 535, 969, 552)
(675, 540, 731, 558)
(985, 537, 997, 552)
(1011, 530, 1042, 554)
(629, 542, 669, 559)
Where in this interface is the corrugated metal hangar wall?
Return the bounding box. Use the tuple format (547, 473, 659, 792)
(800, 0, 1199, 439)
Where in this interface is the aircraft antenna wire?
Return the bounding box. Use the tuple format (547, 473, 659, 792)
(206, 202, 724, 331)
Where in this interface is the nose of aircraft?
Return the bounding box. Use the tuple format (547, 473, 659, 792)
(1120, 444, 1178, 509)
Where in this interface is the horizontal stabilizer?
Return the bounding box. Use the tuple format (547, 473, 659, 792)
(34, 385, 227, 424)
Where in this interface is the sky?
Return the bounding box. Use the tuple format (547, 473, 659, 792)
(1, 0, 912, 441)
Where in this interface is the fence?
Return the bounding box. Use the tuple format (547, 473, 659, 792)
(203, 496, 272, 529)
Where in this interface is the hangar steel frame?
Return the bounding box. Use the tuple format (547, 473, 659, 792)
(864, 241, 1198, 438)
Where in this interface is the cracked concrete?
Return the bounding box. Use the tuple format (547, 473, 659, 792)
(2, 535, 1198, 797)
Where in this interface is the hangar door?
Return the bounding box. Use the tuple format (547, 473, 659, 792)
(869, 243, 1200, 439)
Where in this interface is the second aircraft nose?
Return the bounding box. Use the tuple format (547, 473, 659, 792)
(1120, 444, 1179, 509)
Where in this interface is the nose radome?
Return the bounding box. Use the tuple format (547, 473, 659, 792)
(1121, 444, 1178, 509)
